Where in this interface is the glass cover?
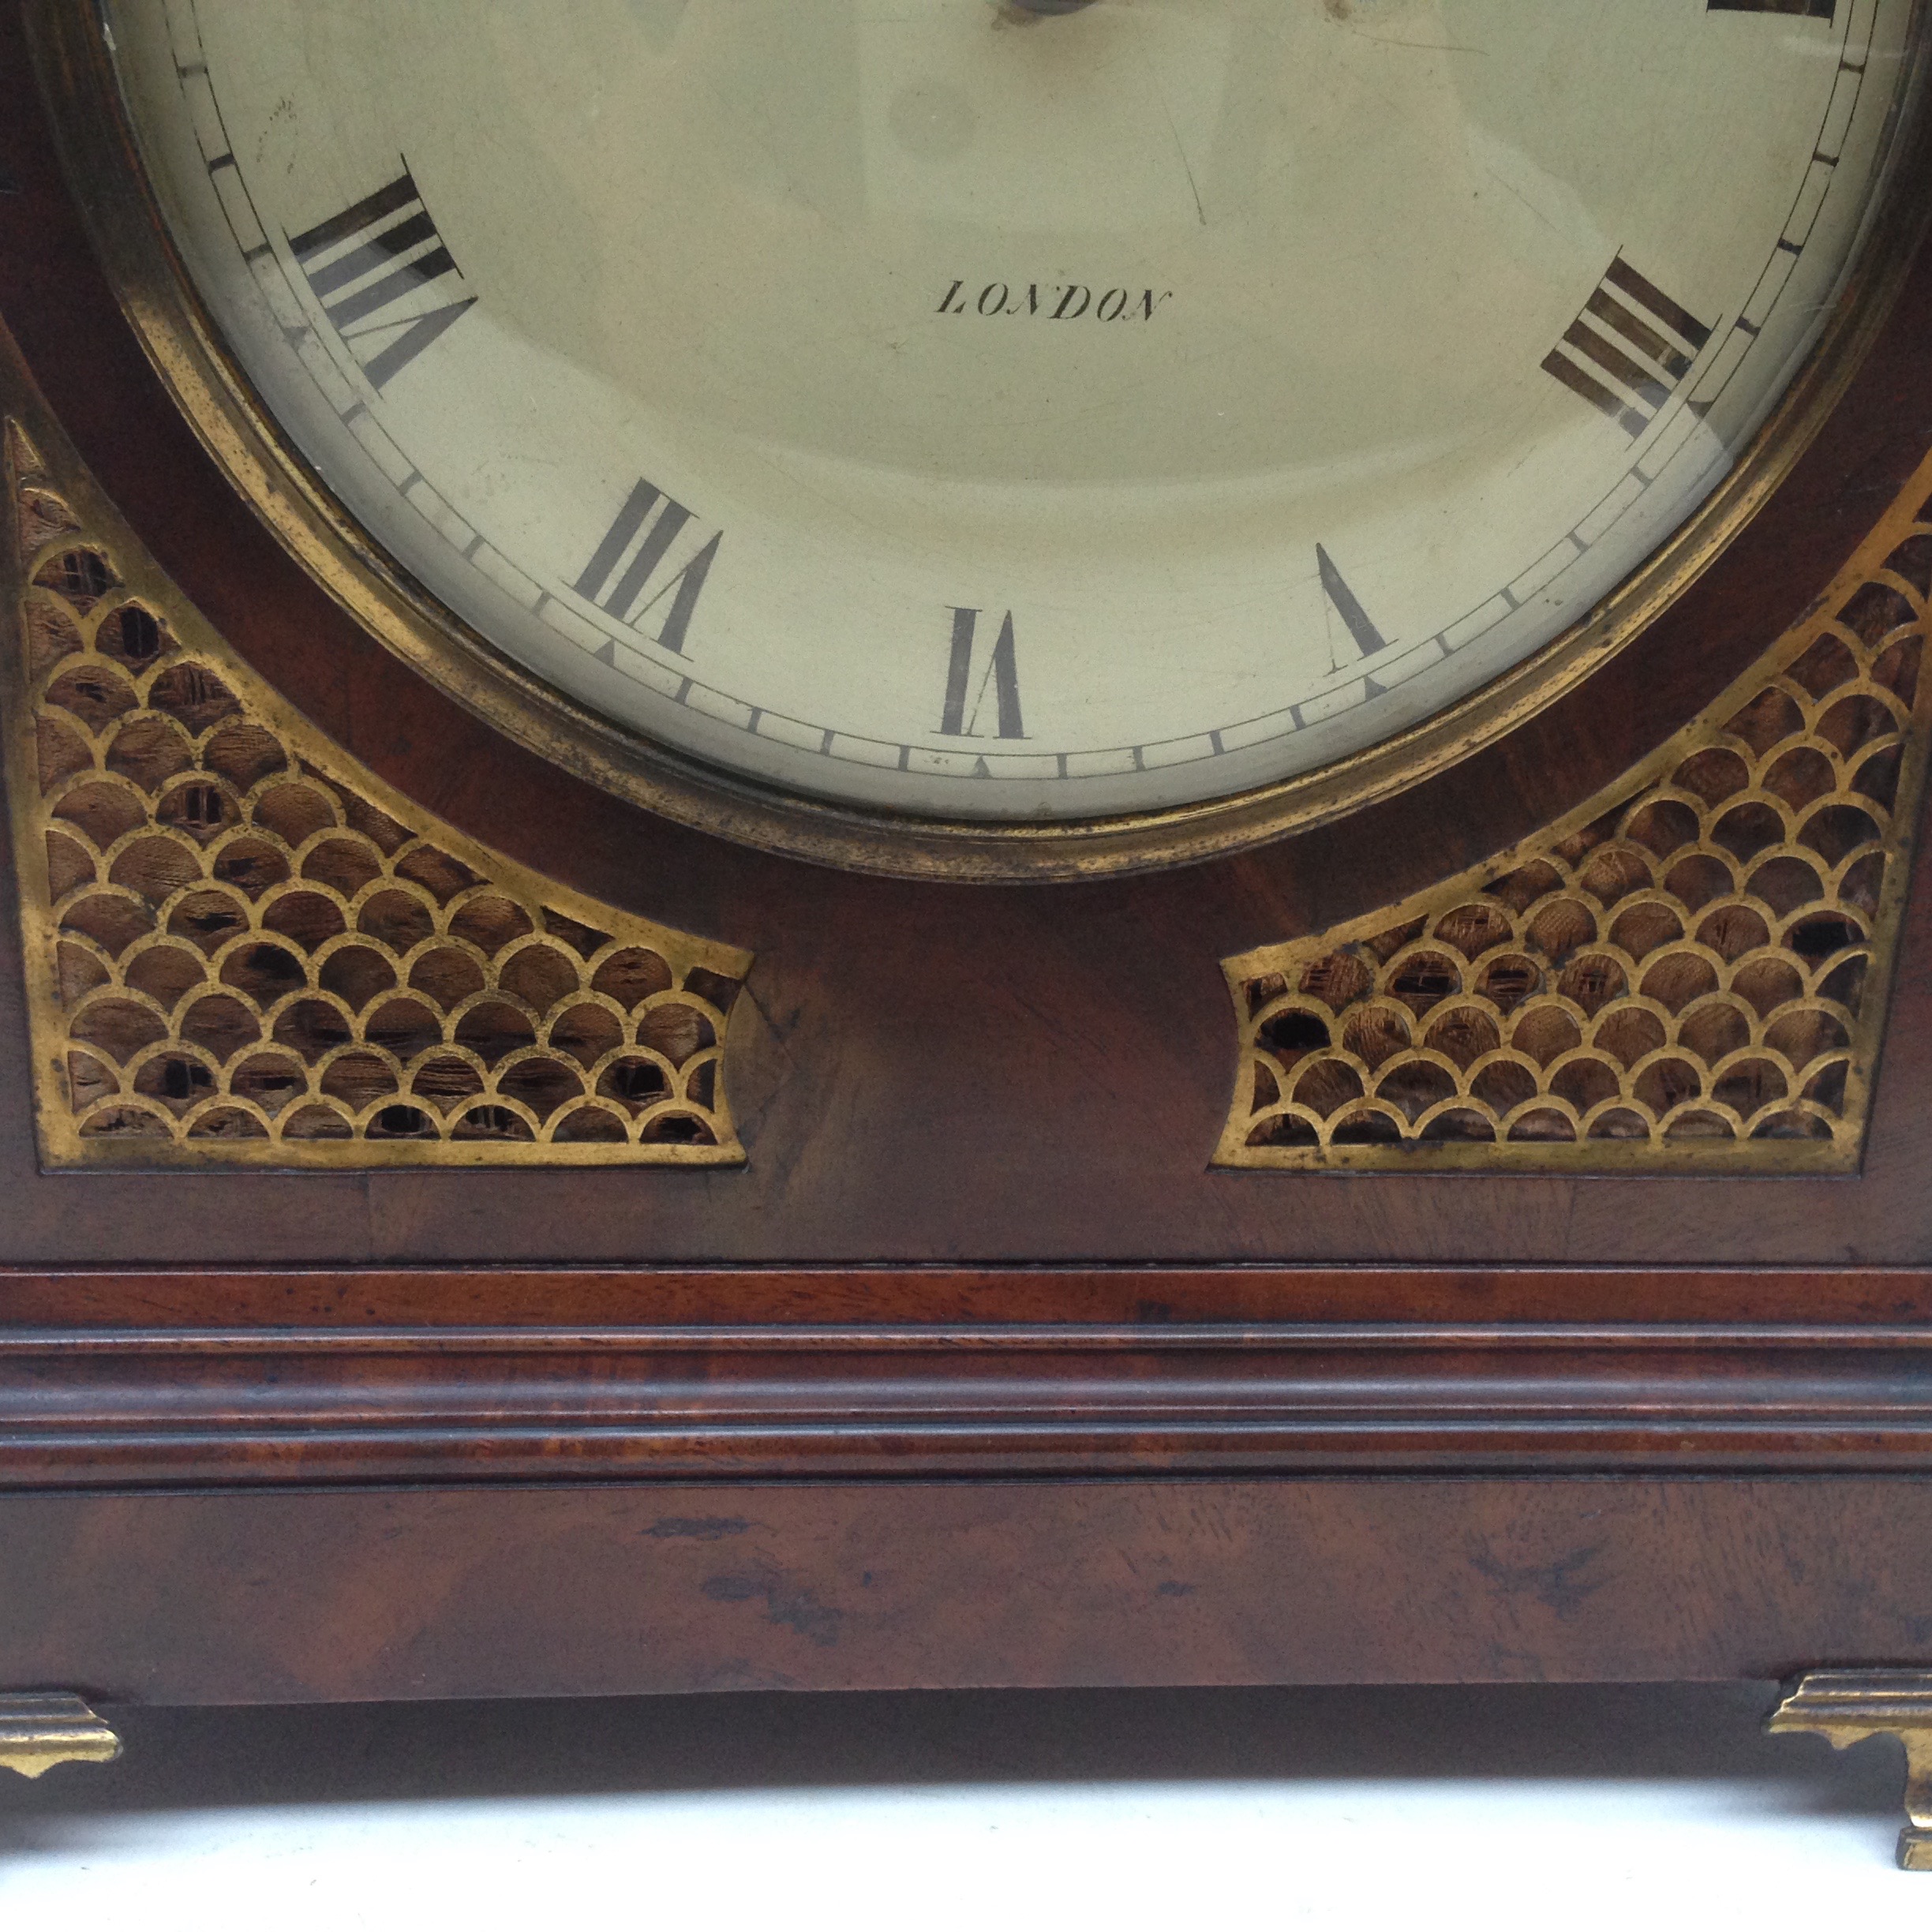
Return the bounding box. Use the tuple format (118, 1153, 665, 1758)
(107, 0, 1923, 819)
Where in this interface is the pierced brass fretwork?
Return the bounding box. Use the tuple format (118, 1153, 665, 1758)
(2, 380, 751, 1170)
(1218, 455, 1932, 1173)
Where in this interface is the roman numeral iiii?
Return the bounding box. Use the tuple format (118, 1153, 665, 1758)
(288, 168, 476, 391)
(1542, 256, 1713, 440)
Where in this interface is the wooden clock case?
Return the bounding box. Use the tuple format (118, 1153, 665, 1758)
(6, 2, 1932, 1722)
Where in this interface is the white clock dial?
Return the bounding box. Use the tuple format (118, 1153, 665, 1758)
(107, 0, 1922, 820)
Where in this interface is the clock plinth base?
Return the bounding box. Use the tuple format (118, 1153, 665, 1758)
(0, 1694, 122, 1779)
(1767, 1672, 1932, 1871)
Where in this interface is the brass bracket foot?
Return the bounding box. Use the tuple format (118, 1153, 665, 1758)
(1768, 1671, 1932, 1870)
(0, 1694, 122, 1778)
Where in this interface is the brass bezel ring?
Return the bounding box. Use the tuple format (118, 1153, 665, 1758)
(28, 0, 1932, 882)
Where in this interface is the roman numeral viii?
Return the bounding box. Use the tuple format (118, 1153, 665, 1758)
(574, 478, 722, 657)
(288, 167, 476, 391)
(1542, 255, 1713, 440)
(1706, 2, 1834, 18)
(940, 608, 1025, 739)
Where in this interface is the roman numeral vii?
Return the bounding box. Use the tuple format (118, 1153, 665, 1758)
(288, 167, 476, 391)
(1542, 255, 1713, 440)
(574, 478, 723, 657)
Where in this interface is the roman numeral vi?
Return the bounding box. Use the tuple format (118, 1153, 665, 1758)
(940, 608, 1025, 739)
(1543, 255, 1713, 440)
(288, 167, 476, 391)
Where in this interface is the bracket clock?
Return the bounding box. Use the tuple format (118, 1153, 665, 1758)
(9, 0, 1932, 1866)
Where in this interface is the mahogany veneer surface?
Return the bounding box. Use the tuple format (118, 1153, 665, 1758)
(6, 1480, 1932, 1703)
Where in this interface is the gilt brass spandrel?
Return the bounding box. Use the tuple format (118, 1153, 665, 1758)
(0, 1694, 122, 1779)
(1217, 450, 1932, 1174)
(1, 339, 753, 1171)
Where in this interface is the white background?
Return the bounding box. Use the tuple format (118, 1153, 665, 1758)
(2, 1681, 1925, 1929)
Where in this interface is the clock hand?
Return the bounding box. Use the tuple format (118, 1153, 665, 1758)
(1002, 1, 1104, 14)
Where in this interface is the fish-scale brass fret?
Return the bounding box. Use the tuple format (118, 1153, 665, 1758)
(4, 416, 751, 1170)
(1218, 460, 1932, 1173)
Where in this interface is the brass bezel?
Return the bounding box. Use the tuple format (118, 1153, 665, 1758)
(28, 0, 1932, 883)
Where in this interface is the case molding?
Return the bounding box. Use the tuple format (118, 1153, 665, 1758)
(2, 1265, 1932, 1488)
